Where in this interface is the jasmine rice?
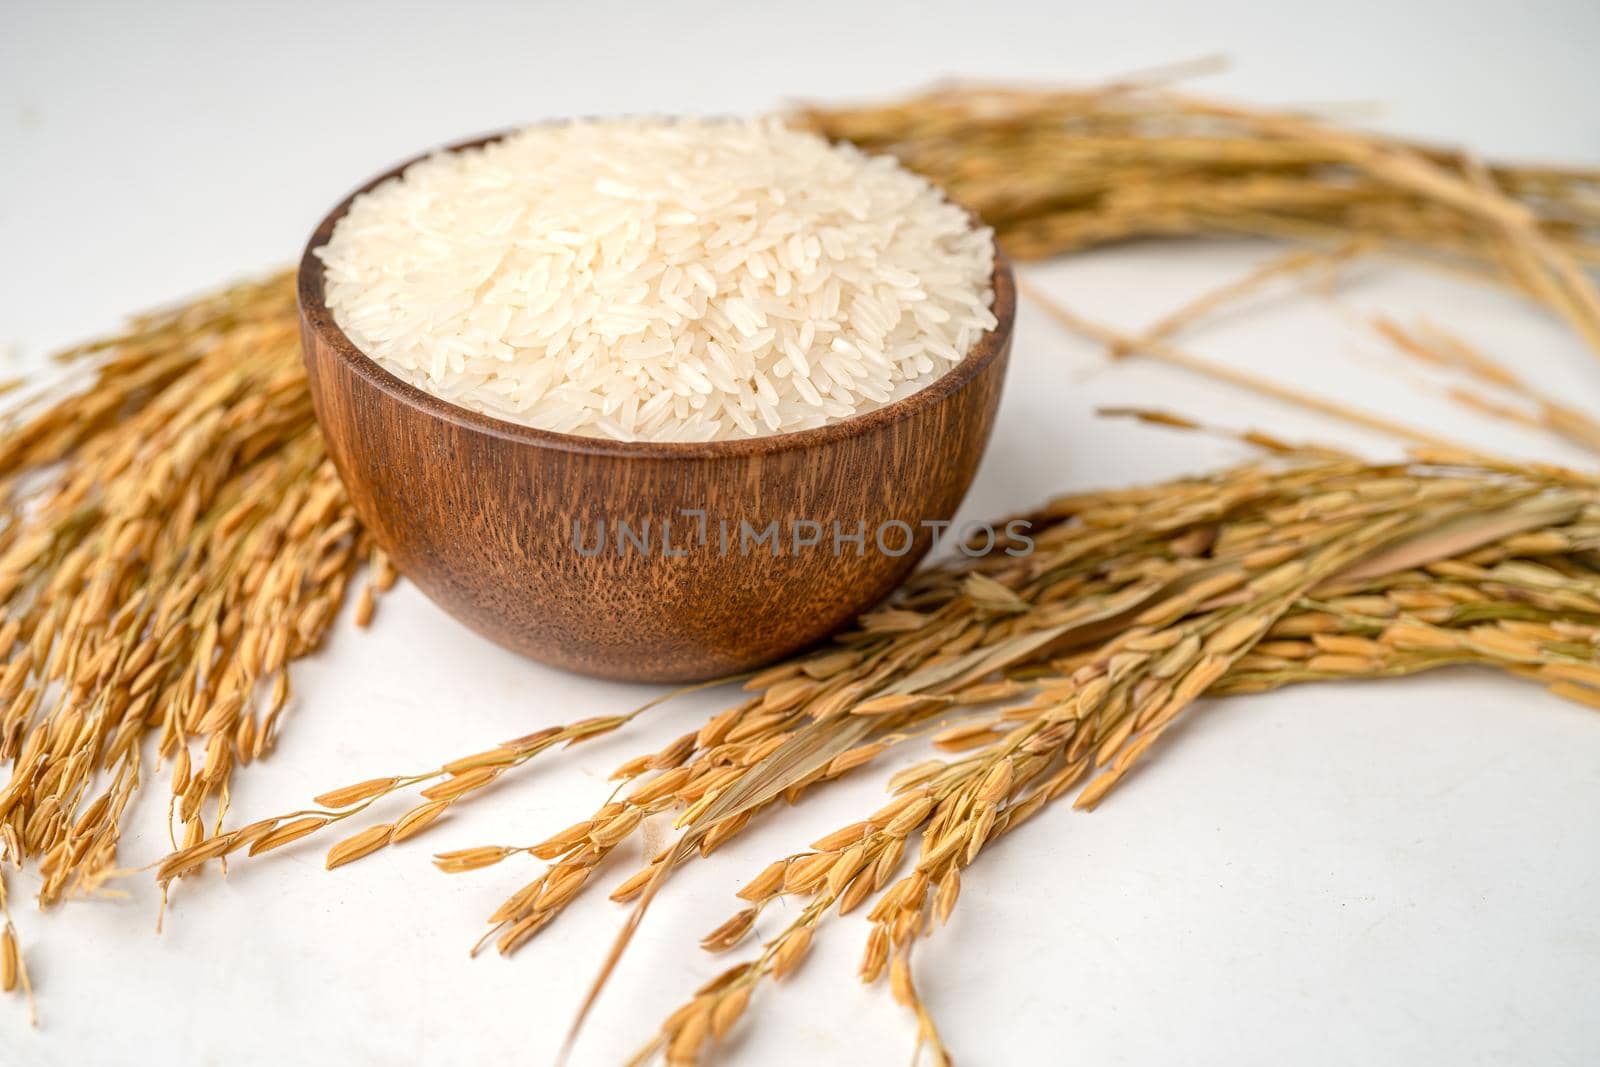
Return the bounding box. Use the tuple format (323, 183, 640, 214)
(314, 118, 997, 441)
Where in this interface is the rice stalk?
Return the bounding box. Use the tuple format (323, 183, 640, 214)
(1032, 239, 1600, 459)
(0, 274, 377, 944)
(1020, 280, 1475, 451)
(613, 451, 1600, 1064)
(1373, 316, 1600, 455)
(1115, 238, 1372, 356)
(157, 444, 1600, 1064)
(798, 83, 1600, 278)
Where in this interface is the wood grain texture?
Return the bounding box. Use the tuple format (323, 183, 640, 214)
(298, 137, 1014, 682)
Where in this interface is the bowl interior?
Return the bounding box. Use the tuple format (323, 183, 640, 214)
(297, 130, 1016, 461)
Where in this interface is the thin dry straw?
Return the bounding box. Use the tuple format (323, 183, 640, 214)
(1057, 238, 1600, 459)
(1017, 278, 1474, 451)
(1372, 315, 1600, 455)
(1129, 237, 1600, 457)
(1111, 238, 1373, 356)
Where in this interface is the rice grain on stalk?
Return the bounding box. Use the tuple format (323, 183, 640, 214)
(158, 443, 1600, 1063)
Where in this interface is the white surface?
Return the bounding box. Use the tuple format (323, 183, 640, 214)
(3, 2, 1600, 1065)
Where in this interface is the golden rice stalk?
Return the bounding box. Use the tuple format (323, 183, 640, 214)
(620, 448, 1600, 1064)
(179, 445, 1600, 1063)
(1373, 315, 1600, 455)
(799, 82, 1600, 358)
(0, 273, 374, 917)
(798, 82, 1600, 265)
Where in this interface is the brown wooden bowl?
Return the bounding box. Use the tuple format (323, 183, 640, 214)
(298, 136, 1015, 683)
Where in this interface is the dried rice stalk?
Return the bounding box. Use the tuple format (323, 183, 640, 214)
(1373, 316, 1600, 455)
(800, 82, 1600, 369)
(798, 82, 1600, 275)
(1117, 238, 1372, 355)
(162, 445, 1600, 1064)
(1020, 280, 1476, 451)
(809, 80, 1600, 465)
(612, 450, 1600, 1065)
(0, 275, 378, 926)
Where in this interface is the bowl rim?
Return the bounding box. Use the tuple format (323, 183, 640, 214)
(297, 130, 1016, 460)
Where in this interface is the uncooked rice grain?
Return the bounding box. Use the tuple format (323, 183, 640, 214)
(315, 117, 997, 441)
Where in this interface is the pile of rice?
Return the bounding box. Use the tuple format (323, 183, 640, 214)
(316, 117, 997, 442)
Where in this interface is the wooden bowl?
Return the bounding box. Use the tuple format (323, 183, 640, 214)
(298, 137, 1015, 682)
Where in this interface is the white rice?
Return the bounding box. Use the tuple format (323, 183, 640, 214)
(315, 117, 997, 442)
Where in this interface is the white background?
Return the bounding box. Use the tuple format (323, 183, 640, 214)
(3, 2, 1599, 1064)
